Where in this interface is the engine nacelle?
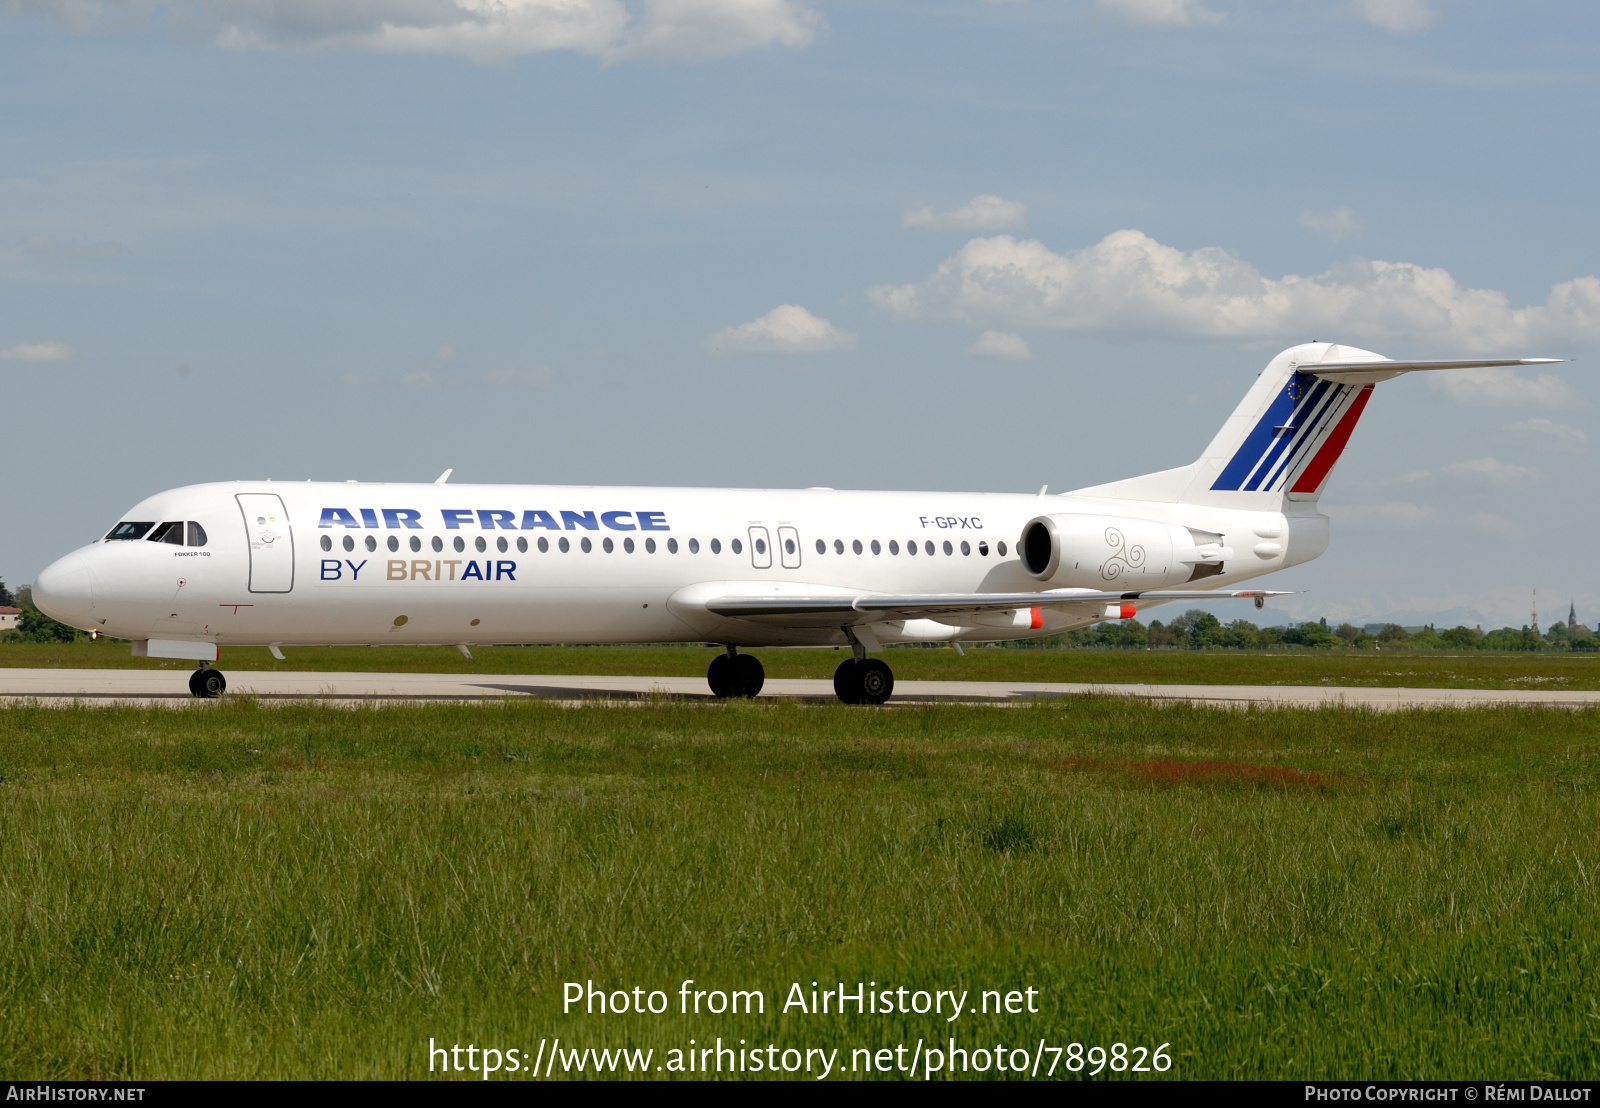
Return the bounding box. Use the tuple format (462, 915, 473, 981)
(1019, 513, 1230, 589)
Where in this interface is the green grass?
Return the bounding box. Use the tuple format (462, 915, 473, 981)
(4, 640, 1599, 689)
(3, 698, 1599, 1079)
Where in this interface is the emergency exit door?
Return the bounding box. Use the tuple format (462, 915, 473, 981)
(236, 493, 295, 593)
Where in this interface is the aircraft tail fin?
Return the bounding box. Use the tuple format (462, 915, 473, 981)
(1074, 343, 1560, 510)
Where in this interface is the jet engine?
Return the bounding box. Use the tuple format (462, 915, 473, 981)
(1018, 514, 1233, 589)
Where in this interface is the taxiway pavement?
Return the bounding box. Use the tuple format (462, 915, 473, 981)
(0, 668, 1594, 710)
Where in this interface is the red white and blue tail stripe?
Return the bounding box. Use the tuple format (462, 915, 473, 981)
(1209, 371, 1373, 496)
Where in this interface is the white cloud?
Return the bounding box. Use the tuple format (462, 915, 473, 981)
(902, 195, 1027, 232)
(1352, 0, 1438, 33)
(1094, 0, 1223, 28)
(1501, 418, 1588, 454)
(1437, 457, 1540, 487)
(0, 341, 72, 361)
(481, 366, 556, 387)
(966, 330, 1033, 360)
(4, 0, 823, 64)
(611, 0, 821, 61)
(869, 229, 1600, 355)
(1299, 207, 1359, 241)
(705, 304, 856, 354)
(1427, 367, 1581, 408)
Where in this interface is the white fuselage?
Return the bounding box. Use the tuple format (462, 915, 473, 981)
(35, 480, 1322, 651)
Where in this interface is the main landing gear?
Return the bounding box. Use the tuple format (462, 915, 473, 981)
(833, 657, 894, 705)
(188, 664, 226, 699)
(707, 647, 765, 698)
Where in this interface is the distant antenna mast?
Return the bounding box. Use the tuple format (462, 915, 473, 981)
(1531, 589, 1539, 636)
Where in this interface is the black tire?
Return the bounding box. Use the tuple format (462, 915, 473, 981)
(857, 659, 893, 705)
(194, 669, 225, 699)
(707, 653, 738, 698)
(734, 653, 765, 698)
(833, 659, 862, 704)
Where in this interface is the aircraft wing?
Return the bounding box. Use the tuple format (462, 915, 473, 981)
(704, 587, 1288, 625)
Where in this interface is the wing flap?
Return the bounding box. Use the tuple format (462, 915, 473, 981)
(704, 588, 1288, 624)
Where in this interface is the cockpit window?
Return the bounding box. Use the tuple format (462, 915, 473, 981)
(106, 521, 154, 541)
(147, 521, 185, 545)
(187, 522, 207, 548)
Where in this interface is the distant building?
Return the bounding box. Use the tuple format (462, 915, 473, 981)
(1571, 602, 1580, 632)
(0, 606, 19, 631)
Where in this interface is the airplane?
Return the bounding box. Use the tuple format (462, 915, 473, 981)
(32, 342, 1558, 703)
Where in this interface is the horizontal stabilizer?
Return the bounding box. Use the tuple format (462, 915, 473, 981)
(1306, 357, 1563, 383)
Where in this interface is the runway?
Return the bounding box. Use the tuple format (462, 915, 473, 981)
(0, 668, 1595, 710)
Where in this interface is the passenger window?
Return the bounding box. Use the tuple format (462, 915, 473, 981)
(497, 537, 508, 553)
(871, 540, 881, 555)
(710, 539, 721, 554)
(516, 537, 527, 553)
(106, 521, 154, 541)
(815, 539, 825, 555)
(889, 540, 899, 554)
(603, 537, 614, 553)
(623, 537, 635, 553)
(960, 541, 970, 556)
(907, 540, 917, 556)
(366, 535, 377, 552)
(998, 541, 1008, 556)
(453, 536, 465, 553)
(431, 536, 444, 553)
(147, 521, 184, 545)
(344, 535, 355, 552)
(688, 538, 698, 553)
(475, 537, 487, 553)
(852, 539, 862, 554)
(667, 538, 678, 553)
(979, 541, 989, 556)
(535, 537, 547, 552)
(833, 539, 844, 555)
(187, 522, 208, 547)
(925, 541, 935, 555)
(389, 536, 400, 552)
(784, 537, 795, 555)
(645, 537, 655, 553)
(732, 538, 742, 554)
(320, 535, 332, 552)
(410, 536, 422, 552)
(754, 537, 766, 555)
(581, 537, 593, 553)
(943, 540, 953, 556)
(559, 537, 570, 553)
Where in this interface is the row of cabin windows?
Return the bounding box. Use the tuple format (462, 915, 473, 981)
(814, 537, 1005, 558)
(315, 533, 1010, 559)
(105, 521, 208, 547)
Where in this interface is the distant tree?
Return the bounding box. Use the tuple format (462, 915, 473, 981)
(0, 578, 13, 608)
(1281, 620, 1338, 648)
(1481, 627, 1542, 652)
(1439, 625, 1483, 650)
(1333, 622, 1362, 644)
(1224, 619, 1261, 649)
(1257, 624, 1286, 647)
(1408, 626, 1445, 649)
(1376, 623, 1410, 646)
(1146, 620, 1175, 648)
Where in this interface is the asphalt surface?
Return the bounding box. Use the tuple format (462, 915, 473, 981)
(0, 668, 1595, 710)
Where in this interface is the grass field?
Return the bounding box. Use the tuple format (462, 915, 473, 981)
(3, 697, 1598, 1080)
(4, 640, 1599, 690)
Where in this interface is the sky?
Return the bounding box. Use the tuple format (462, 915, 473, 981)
(1, 0, 1596, 629)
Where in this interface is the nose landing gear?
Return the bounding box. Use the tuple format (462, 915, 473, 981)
(706, 647, 765, 698)
(188, 664, 226, 699)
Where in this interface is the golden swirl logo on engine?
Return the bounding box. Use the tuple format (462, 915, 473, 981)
(1100, 527, 1146, 580)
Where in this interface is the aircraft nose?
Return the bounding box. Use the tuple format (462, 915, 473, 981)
(33, 552, 95, 628)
